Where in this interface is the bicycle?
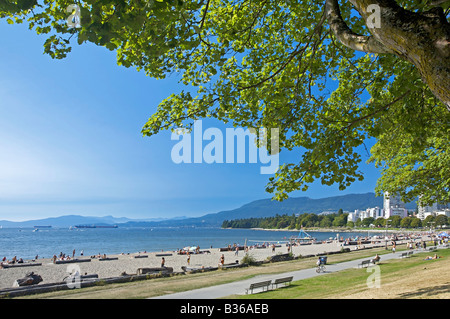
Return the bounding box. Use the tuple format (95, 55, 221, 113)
(316, 263, 326, 273)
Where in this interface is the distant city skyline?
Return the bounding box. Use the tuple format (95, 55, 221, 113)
(0, 22, 381, 222)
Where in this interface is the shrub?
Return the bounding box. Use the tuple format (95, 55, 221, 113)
(241, 253, 257, 265)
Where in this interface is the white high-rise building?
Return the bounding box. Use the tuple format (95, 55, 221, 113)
(367, 206, 383, 219)
(384, 192, 407, 218)
(347, 210, 362, 223)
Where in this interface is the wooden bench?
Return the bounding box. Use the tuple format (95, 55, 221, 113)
(358, 260, 371, 268)
(245, 280, 272, 294)
(272, 276, 293, 289)
(400, 251, 414, 258)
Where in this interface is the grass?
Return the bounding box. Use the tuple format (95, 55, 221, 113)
(227, 247, 450, 299)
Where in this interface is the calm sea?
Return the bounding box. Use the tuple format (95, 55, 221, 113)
(0, 227, 384, 260)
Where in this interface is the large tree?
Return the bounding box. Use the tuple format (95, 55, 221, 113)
(1, 0, 449, 205)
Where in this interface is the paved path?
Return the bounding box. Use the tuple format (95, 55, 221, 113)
(151, 249, 417, 299)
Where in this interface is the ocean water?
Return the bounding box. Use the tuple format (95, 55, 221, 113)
(0, 227, 384, 260)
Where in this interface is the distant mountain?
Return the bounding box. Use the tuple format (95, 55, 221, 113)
(120, 192, 417, 227)
(0, 215, 185, 228)
(0, 192, 417, 228)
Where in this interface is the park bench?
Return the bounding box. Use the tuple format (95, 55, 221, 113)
(400, 251, 414, 258)
(245, 280, 272, 294)
(271, 276, 293, 289)
(358, 260, 371, 268)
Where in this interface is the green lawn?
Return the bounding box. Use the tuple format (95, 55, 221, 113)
(229, 247, 450, 299)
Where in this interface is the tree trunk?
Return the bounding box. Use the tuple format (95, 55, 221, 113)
(326, 0, 450, 109)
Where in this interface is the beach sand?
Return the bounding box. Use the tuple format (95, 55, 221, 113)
(0, 241, 366, 289)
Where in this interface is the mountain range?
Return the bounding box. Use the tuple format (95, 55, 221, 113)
(0, 192, 416, 228)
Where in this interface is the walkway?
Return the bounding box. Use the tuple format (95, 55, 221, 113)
(151, 246, 444, 299)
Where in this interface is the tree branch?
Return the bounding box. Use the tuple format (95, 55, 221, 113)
(325, 0, 394, 54)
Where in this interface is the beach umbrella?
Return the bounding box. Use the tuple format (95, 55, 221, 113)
(438, 232, 448, 237)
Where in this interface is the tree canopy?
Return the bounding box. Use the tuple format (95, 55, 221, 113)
(1, 0, 449, 205)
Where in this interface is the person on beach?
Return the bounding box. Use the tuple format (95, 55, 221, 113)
(161, 257, 165, 268)
(187, 253, 191, 265)
(219, 254, 224, 266)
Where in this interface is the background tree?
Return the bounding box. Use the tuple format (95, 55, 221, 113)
(435, 214, 448, 228)
(387, 215, 402, 227)
(374, 217, 386, 227)
(410, 217, 422, 228)
(361, 217, 375, 227)
(1, 0, 449, 205)
(400, 216, 412, 228)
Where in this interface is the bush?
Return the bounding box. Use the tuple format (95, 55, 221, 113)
(241, 253, 257, 265)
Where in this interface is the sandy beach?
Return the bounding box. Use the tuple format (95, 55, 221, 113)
(3, 230, 437, 292)
(0, 240, 386, 290)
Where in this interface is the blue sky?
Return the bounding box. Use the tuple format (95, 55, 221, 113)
(0, 21, 381, 221)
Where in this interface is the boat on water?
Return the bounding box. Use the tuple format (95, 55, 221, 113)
(33, 226, 52, 232)
(73, 225, 118, 229)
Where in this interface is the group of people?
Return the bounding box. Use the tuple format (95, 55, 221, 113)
(2, 256, 24, 265)
(51, 249, 85, 263)
(1, 254, 41, 265)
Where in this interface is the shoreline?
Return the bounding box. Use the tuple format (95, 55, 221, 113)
(1, 232, 436, 291)
(0, 241, 366, 290)
(244, 227, 431, 233)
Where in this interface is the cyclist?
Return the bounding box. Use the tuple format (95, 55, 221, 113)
(316, 256, 326, 273)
